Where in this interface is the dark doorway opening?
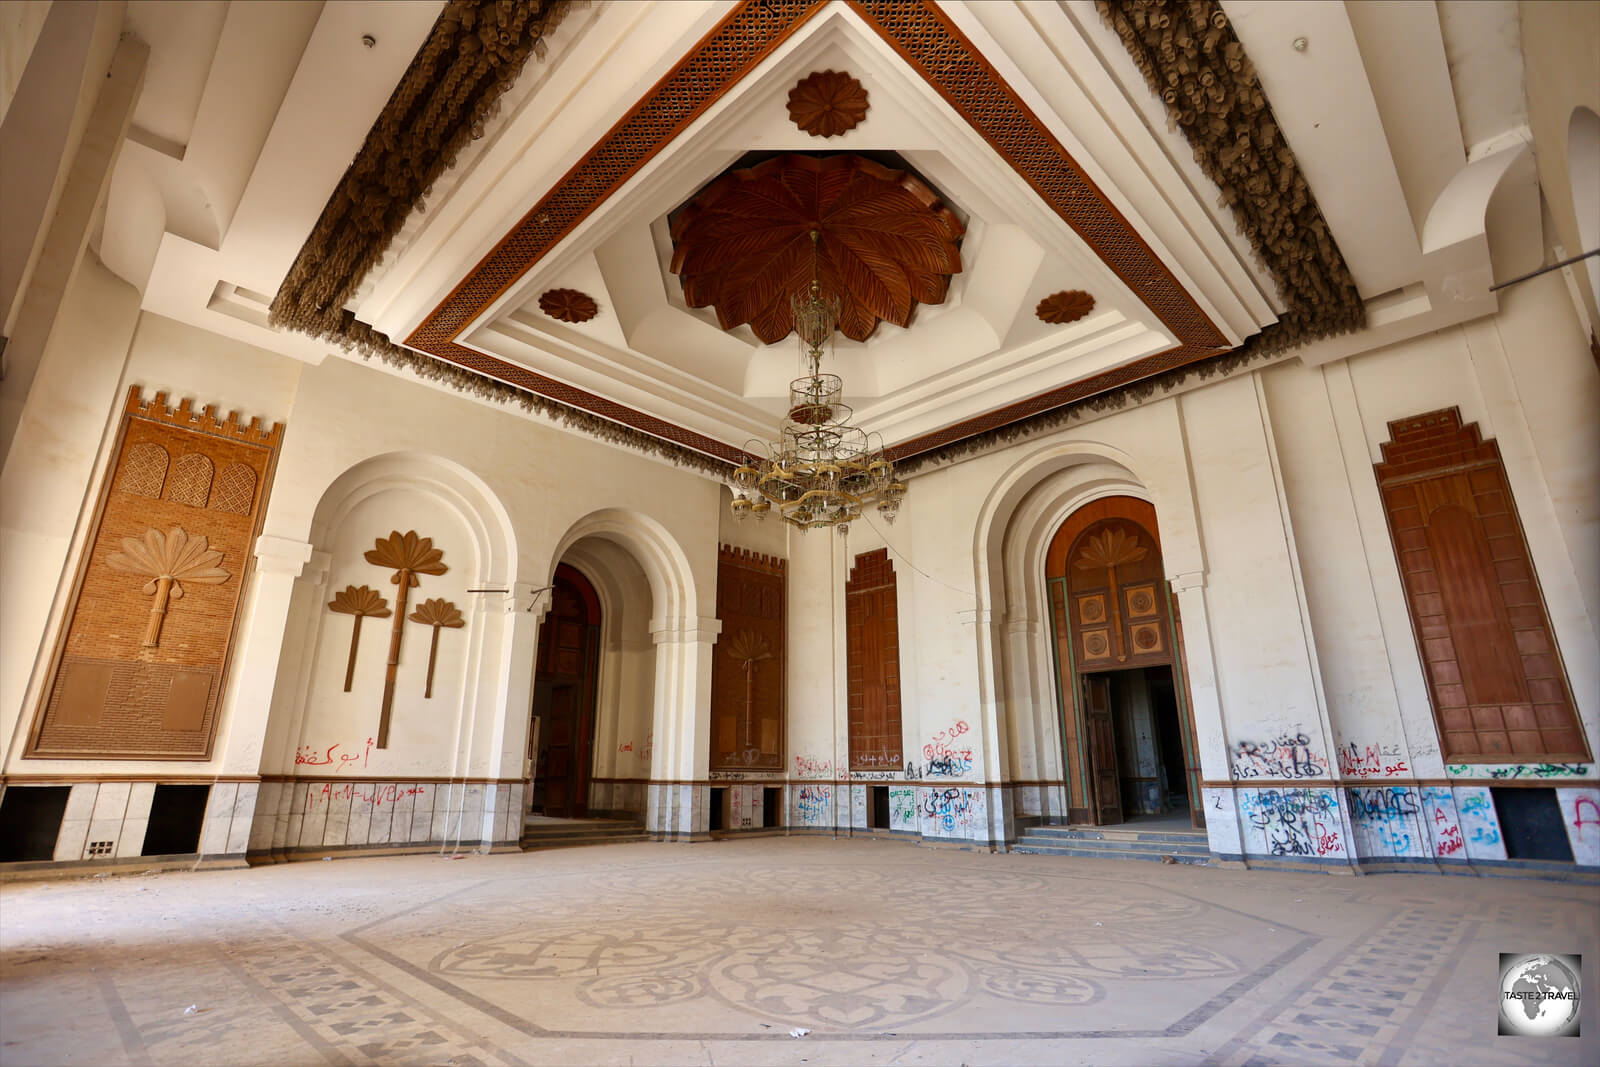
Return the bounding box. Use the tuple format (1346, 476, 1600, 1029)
(0, 786, 70, 862)
(1082, 665, 1192, 828)
(1493, 787, 1574, 862)
(762, 787, 780, 829)
(530, 564, 601, 818)
(142, 784, 210, 856)
(869, 785, 890, 829)
(709, 787, 727, 832)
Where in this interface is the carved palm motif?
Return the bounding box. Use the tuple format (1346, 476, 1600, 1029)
(364, 531, 448, 746)
(328, 585, 391, 692)
(106, 527, 230, 647)
(1074, 527, 1147, 663)
(725, 630, 773, 750)
(669, 154, 964, 343)
(408, 597, 465, 699)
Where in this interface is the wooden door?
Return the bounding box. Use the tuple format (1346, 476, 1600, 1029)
(1083, 674, 1122, 826)
(533, 565, 600, 818)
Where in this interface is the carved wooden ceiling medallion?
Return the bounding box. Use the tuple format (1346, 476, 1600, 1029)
(669, 153, 964, 344)
(1037, 289, 1096, 325)
(787, 69, 869, 137)
(539, 288, 599, 323)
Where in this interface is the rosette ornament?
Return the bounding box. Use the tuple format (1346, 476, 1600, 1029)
(787, 70, 869, 138)
(670, 153, 963, 343)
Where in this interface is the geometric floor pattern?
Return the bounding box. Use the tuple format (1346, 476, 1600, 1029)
(2, 837, 1596, 1065)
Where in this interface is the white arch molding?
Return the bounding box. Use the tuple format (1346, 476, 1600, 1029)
(255, 452, 522, 856)
(966, 432, 1225, 846)
(543, 507, 717, 838)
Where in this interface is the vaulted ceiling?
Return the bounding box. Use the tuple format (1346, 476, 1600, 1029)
(102, 0, 1547, 474)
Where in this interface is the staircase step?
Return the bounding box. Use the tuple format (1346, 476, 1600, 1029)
(1013, 843, 1211, 865)
(520, 833, 651, 851)
(1017, 839, 1211, 858)
(1023, 827, 1207, 845)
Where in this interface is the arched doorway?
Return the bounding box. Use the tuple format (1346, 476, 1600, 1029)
(1045, 496, 1203, 829)
(531, 563, 601, 817)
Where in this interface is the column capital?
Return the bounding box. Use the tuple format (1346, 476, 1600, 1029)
(650, 616, 723, 644)
(1167, 569, 1207, 593)
(255, 535, 315, 577)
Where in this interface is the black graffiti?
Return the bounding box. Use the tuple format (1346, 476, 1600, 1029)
(1232, 731, 1328, 779)
(1346, 786, 1419, 820)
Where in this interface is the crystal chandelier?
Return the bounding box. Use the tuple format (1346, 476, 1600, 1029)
(729, 231, 906, 533)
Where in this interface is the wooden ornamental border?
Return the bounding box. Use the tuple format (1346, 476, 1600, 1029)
(402, 0, 1227, 466)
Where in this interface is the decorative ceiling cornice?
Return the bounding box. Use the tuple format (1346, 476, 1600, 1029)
(669, 153, 964, 344)
(270, 0, 573, 342)
(268, 0, 1366, 477)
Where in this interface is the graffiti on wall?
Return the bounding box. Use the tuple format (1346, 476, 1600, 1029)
(1237, 787, 1342, 858)
(920, 719, 975, 779)
(1231, 730, 1328, 780)
(1418, 787, 1464, 858)
(1447, 763, 1590, 779)
(1346, 786, 1424, 858)
(889, 786, 917, 831)
(305, 781, 425, 812)
(793, 755, 832, 780)
(1338, 742, 1409, 779)
(1558, 789, 1600, 867)
(918, 786, 985, 838)
(795, 785, 831, 826)
(1452, 788, 1506, 860)
(295, 738, 375, 772)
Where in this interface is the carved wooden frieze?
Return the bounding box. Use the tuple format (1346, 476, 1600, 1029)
(787, 69, 868, 137)
(710, 545, 785, 771)
(670, 153, 964, 343)
(363, 530, 448, 747)
(28, 387, 282, 759)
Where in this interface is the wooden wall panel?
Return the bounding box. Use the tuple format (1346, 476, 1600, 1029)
(27, 388, 282, 759)
(710, 546, 785, 771)
(1375, 408, 1586, 760)
(846, 549, 903, 772)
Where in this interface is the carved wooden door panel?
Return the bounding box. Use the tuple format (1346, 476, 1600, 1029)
(847, 550, 904, 771)
(534, 565, 600, 818)
(1083, 674, 1122, 826)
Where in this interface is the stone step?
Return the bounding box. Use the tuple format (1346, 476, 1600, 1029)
(1023, 825, 1208, 845)
(521, 834, 652, 852)
(1013, 842, 1211, 865)
(520, 822, 644, 838)
(1016, 835, 1212, 857)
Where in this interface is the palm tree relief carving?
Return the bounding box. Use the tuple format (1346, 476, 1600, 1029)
(1074, 528, 1147, 663)
(364, 530, 448, 747)
(725, 630, 773, 760)
(106, 527, 230, 648)
(328, 585, 391, 692)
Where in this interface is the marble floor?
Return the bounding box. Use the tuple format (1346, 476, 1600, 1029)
(1, 837, 1596, 1066)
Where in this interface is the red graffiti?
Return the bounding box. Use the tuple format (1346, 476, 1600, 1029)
(295, 738, 374, 773)
(794, 755, 832, 778)
(305, 782, 425, 812)
(1574, 797, 1600, 835)
(617, 742, 633, 753)
(1435, 824, 1464, 855)
(1338, 743, 1408, 779)
(1313, 820, 1341, 856)
(923, 719, 973, 763)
